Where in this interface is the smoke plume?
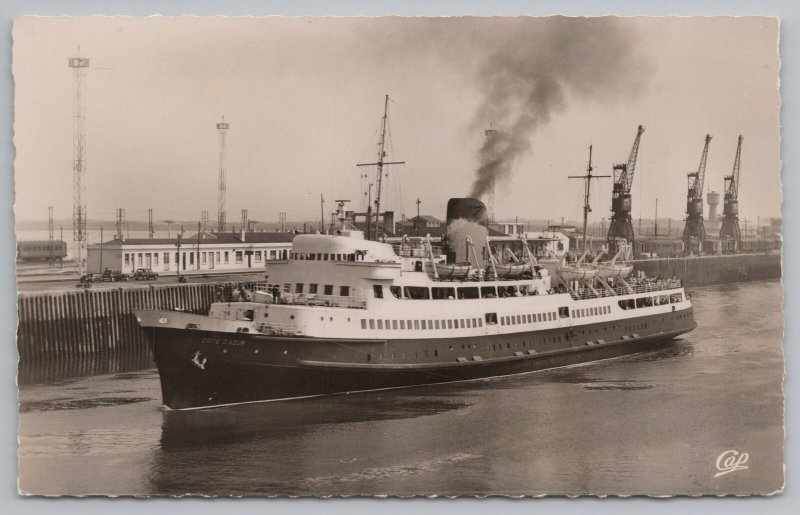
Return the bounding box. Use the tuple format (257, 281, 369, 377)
(470, 17, 651, 198)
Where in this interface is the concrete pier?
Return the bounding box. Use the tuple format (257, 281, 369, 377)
(17, 282, 259, 363)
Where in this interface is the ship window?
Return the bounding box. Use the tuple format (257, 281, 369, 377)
(636, 297, 653, 308)
(500, 317, 505, 326)
(414, 320, 420, 329)
(323, 253, 329, 260)
(295, 283, 303, 294)
(309, 283, 318, 294)
(460, 319, 465, 328)
(559, 307, 569, 318)
(404, 286, 430, 299)
(478, 319, 484, 327)
(421, 320, 427, 329)
(124, 253, 130, 266)
(324, 285, 334, 295)
(390, 286, 402, 298)
(486, 313, 497, 325)
(340, 286, 350, 297)
(408, 319, 413, 328)
(377, 320, 384, 329)
(432, 287, 456, 299)
(392, 320, 398, 329)
(309, 253, 316, 260)
(435, 320, 440, 329)
(400, 320, 406, 329)
(447, 320, 453, 329)
(361, 319, 367, 329)
(435, 350, 439, 357)
(670, 293, 683, 303)
(527, 314, 533, 323)
(385, 319, 391, 328)
(348, 253, 356, 261)
(458, 287, 480, 299)
(480, 286, 498, 298)
(517, 315, 523, 324)
(373, 285, 384, 298)
(369, 319, 375, 329)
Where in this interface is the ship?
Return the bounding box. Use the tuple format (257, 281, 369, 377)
(135, 197, 696, 410)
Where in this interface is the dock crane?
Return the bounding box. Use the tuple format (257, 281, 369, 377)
(607, 125, 645, 258)
(682, 134, 712, 255)
(719, 135, 743, 253)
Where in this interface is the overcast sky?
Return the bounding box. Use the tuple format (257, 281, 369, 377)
(13, 16, 780, 227)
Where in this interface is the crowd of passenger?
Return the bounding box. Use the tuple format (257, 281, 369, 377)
(213, 283, 255, 303)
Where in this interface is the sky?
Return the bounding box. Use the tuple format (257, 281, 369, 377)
(12, 16, 781, 228)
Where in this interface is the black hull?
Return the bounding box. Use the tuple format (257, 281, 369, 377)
(141, 309, 696, 409)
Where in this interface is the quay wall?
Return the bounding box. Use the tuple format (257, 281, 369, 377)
(17, 282, 259, 363)
(17, 253, 781, 363)
(631, 252, 781, 288)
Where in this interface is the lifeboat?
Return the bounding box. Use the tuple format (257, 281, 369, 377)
(596, 249, 633, 279)
(557, 249, 598, 281)
(426, 261, 472, 280)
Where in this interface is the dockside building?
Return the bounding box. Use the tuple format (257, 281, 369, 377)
(86, 231, 295, 275)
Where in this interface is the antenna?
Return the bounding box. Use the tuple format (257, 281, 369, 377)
(68, 48, 90, 276)
(569, 145, 610, 253)
(216, 116, 230, 232)
(357, 95, 405, 240)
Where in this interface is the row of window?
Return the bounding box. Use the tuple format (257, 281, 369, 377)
(618, 293, 683, 310)
(361, 317, 485, 331)
(572, 305, 611, 318)
(122, 249, 286, 268)
(291, 252, 364, 261)
(384, 284, 538, 300)
(290, 283, 351, 297)
(499, 311, 559, 326)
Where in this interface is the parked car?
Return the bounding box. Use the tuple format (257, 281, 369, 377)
(133, 268, 159, 280)
(101, 269, 128, 282)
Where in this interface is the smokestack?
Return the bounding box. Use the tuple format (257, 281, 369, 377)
(446, 198, 489, 267)
(241, 228, 246, 242)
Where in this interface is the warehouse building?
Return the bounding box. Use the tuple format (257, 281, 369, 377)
(86, 231, 295, 275)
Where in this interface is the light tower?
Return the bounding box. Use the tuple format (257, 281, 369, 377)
(68, 50, 90, 275)
(216, 116, 230, 232)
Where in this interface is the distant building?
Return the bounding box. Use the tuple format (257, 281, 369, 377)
(635, 238, 684, 258)
(489, 221, 525, 236)
(406, 215, 443, 229)
(523, 231, 570, 258)
(86, 231, 295, 275)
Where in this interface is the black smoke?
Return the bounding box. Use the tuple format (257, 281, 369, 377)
(470, 17, 651, 198)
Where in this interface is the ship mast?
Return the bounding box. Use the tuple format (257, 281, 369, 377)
(570, 146, 610, 254)
(357, 95, 405, 240)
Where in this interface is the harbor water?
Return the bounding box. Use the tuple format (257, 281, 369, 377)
(17, 280, 784, 496)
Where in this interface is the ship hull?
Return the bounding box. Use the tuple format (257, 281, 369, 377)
(139, 309, 696, 410)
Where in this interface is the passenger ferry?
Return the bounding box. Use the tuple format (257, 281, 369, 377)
(135, 199, 696, 410)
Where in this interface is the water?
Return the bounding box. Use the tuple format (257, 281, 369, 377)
(17, 280, 784, 496)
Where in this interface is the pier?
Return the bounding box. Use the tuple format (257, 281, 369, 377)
(16, 281, 259, 363)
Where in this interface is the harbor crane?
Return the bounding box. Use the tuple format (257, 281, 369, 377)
(719, 135, 743, 253)
(606, 125, 645, 258)
(682, 134, 712, 255)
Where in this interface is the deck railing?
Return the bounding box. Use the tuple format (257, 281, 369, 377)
(569, 278, 683, 300)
